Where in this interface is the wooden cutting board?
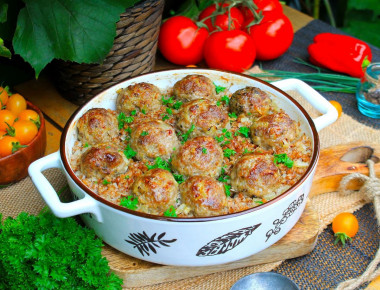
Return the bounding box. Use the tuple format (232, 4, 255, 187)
(102, 142, 380, 288)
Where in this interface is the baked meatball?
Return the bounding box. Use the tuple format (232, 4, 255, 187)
(230, 153, 281, 198)
(251, 111, 300, 149)
(80, 143, 129, 179)
(180, 175, 228, 217)
(132, 168, 178, 215)
(130, 120, 180, 161)
(229, 87, 273, 118)
(171, 136, 223, 178)
(173, 74, 216, 102)
(116, 82, 161, 115)
(77, 108, 119, 145)
(176, 99, 229, 138)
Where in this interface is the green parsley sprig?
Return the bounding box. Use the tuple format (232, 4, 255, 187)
(120, 196, 139, 210)
(147, 157, 171, 171)
(0, 212, 123, 288)
(274, 153, 294, 168)
(181, 123, 195, 143)
(163, 206, 177, 217)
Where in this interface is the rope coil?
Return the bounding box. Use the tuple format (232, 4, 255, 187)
(336, 160, 380, 290)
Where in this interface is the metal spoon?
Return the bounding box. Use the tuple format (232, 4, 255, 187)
(231, 272, 300, 290)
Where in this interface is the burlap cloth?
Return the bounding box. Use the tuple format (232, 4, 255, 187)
(1, 20, 379, 289)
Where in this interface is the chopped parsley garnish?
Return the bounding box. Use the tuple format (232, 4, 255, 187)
(123, 145, 137, 159)
(214, 83, 226, 94)
(274, 153, 294, 168)
(222, 128, 233, 140)
(120, 196, 139, 210)
(140, 131, 149, 136)
(235, 126, 250, 138)
(223, 148, 236, 158)
(181, 123, 195, 143)
(255, 200, 264, 205)
(147, 156, 171, 171)
(218, 168, 230, 183)
(172, 101, 183, 110)
(224, 184, 232, 197)
(243, 148, 254, 154)
(130, 110, 137, 116)
(141, 109, 146, 114)
(202, 147, 207, 154)
(162, 114, 170, 121)
(173, 173, 184, 184)
(124, 175, 130, 179)
(102, 179, 111, 185)
(83, 142, 89, 148)
(228, 112, 238, 119)
(117, 112, 127, 129)
(162, 96, 174, 105)
(220, 95, 230, 106)
(125, 127, 132, 135)
(166, 107, 173, 115)
(164, 206, 177, 217)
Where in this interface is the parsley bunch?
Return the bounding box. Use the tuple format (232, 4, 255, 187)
(0, 212, 123, 289)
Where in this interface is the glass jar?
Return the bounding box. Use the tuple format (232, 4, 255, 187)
(356, 63, 380, 119)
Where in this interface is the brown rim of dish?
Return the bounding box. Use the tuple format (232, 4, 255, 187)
(60, 68, 320, 222)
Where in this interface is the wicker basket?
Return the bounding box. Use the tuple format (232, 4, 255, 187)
(52, 0, 164, 105)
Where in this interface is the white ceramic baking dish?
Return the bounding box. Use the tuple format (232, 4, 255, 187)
(29, 69, 337, 266)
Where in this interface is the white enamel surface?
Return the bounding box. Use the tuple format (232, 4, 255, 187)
(30, 69, 329, 266)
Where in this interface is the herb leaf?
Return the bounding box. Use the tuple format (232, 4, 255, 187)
(163, 206, 177, 217)
(120, 196, 139, 210)
(223, 148, 236, 158)
(123, 145, 137, 159)
(181, 123, 195, 143)
(214, 83, 226, 94)
(173, 173, 184, 184)
(274, 153, 294, 168)
(147, 157, 171, 171)
(236, 126, 250, 138)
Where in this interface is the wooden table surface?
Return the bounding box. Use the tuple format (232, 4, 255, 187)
(14, 5, 313, 156)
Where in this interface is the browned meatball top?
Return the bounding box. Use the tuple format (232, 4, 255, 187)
(180, 175, 228, 217)
(116, 82, 162, 115)
(171, 136, 223, 178)
(173, 74, 216, 102)
(80, 143, 129, 179)
(251, 111, 300, 149)
(176, 99, 229, 138)
(132, 168, 178, 215)
(230, 153, 281, 198)
(130, 120, 180, 161)
(77, 108, 119, 145)
(229, 87, 273, 118)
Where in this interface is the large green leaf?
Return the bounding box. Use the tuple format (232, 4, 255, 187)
(12, 0, 140, 77)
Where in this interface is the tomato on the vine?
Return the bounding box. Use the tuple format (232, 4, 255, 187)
(13, 120, 38, 145)
(199, 4, 244, 32)
(158, 16, 209, 65)
(6, 93, 27, 117)
(332, 212, 359, 247)
(0, 109, 16, 131)
(203, 30, 256, 72)
(0, 86, 9, 107)
(247, 13, 293, 60)
(0, 136, 24, 157)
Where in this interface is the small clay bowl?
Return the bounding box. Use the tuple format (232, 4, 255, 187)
(0, 101, 46, 185)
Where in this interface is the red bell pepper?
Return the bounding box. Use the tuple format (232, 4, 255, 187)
(308, 33, 372, 78)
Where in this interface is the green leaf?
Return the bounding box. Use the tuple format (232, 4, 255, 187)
(12, 0, 139, 77)
(0, 37, 11, 58)
(0, 3, 8, 23)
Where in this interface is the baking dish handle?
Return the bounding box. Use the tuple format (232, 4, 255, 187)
(28, 151, 103, 222)
(272, 78, 338, 132)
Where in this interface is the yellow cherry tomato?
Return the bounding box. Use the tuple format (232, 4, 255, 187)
(329, 100, 342, 118)
(332, 212, 359, 247)
(18, 109, 40, 124)
(0, 109, 16, 131)
(13, 120, 38, 145)
(0, 136, 23, 157)
(0, 86, 9, 106)
(6, 93, 27, 117)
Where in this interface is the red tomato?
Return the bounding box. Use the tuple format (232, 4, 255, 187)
(199, 4, 245, 32)
(240, 0, 283, 23)
(203, 30, 256, 72)
(247, 13, 293, 61)
(158, 16, 209, 65)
